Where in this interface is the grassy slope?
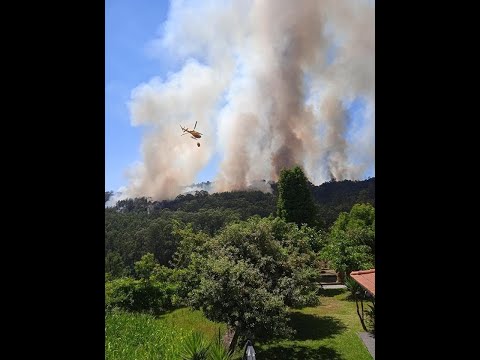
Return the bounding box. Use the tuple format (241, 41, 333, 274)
(105, 289, 372, 360)
(250, 288, 373, 360)
(160, 307, 228, 341)
(105, 309, 226, 360)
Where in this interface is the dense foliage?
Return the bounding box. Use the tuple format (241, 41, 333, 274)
(105, 254, 178, 314)
(276, 166, 317, 227)
(105, 178, 374, 227)
(321, 203, 375, 278)
(186, 217, 322, 342)
(105, 178, 374, 275)
(105, 170, 375, 350)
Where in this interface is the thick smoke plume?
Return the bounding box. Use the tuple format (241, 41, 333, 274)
(119, 0, 375, 200)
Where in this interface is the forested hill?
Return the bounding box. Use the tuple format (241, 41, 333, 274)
(311, 177, 375, 206)
(309, 177, 375, 227)
(105, 177, 374, 229)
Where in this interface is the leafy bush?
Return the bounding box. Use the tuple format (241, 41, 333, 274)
(105, 277, 176, 314)
(187, 217, 321, 345)
(321, 204, 375, 276)
(344, 276, 364, 300)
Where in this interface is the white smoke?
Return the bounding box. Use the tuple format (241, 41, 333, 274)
(119, 0, 375, 200)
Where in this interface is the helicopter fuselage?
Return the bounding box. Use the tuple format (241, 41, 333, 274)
(181, 123, 202, 141)
(186, 130, 202, 138)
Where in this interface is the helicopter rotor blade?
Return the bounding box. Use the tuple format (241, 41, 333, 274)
(194, 121, 197, 130)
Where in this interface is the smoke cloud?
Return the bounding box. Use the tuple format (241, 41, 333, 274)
(119, 0, 375, 200)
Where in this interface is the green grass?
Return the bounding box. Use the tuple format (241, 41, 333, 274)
(105, 289, 372, 360)
(159, 308, 228, 340)
(248, 289, 373, 360)
(105, 309, 227, 360)
(106, 311, 186, 360)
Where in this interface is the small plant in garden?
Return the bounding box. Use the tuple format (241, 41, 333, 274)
(179, 332, 210, 360)
(208, 329, 233, 360)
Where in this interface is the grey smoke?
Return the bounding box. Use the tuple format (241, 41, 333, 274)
(119, 0, 374, 200)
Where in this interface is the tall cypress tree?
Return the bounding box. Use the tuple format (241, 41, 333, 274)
(276, 166, 317, 227)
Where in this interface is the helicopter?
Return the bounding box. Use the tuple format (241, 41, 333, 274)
(180, 121, 203, 147)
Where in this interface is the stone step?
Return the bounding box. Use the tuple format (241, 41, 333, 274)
(319, 273, 338, 283)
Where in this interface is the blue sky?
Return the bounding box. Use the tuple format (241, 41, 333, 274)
(106, 0, 238, 191)
(105, 0, 172, 191)
(105, 0, 374, 192)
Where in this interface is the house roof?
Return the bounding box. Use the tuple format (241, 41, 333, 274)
(350, 269, 375, 296)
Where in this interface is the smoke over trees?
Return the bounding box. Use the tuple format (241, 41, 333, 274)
(119, 0, 374, 201)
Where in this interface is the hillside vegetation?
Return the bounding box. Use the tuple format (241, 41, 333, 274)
(105, 170, 375, 358)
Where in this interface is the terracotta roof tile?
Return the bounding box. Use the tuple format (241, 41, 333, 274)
(350, 269, 375, 296)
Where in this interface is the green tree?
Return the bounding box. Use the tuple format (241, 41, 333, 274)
(134, 253, 157, 280)
(321, 203, 375, 281)
(105, 253, 178, 313)
(191, 257, 292, 352)
(105, 251, 128, 278)
(188, 217, 320, 350)
(105, 277, 176, 314)
(172, 222, 210, 268)
(276, 166, 317, 227)
(330, 203, 375, 255)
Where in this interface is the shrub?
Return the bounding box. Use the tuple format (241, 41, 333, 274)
(105, 277, 176, 314)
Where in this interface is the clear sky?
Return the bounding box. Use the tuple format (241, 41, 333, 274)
(105, 0, 374, 192)
(106, 0, 171, 191)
